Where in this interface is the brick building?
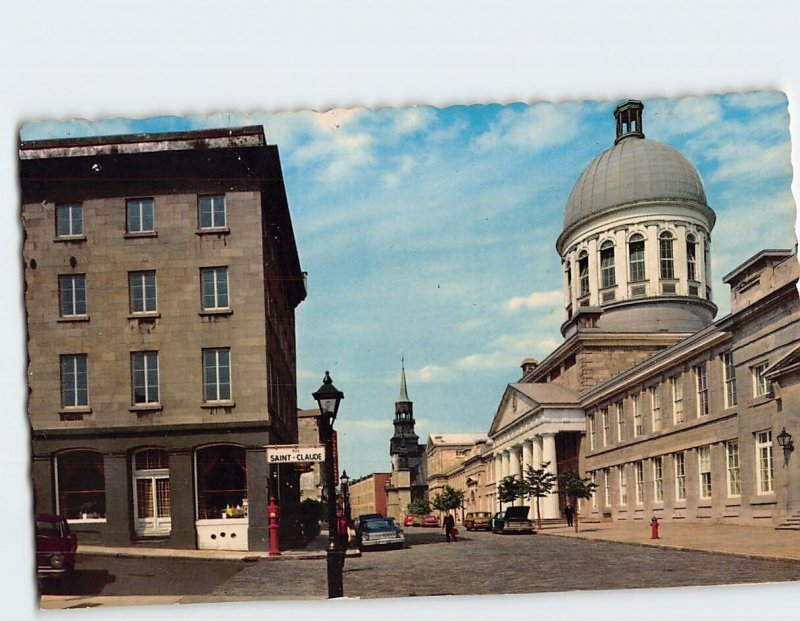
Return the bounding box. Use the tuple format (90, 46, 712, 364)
(21, 126, 307, 550)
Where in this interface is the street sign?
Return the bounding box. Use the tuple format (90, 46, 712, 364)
(266, 444, 326, 464)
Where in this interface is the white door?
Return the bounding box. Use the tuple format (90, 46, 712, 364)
(134, 473, 171, 536)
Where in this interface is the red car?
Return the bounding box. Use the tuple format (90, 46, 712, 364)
(403, 514, 418, 527)
(421, 514, 440, 527)
(36, 514, 77, 578)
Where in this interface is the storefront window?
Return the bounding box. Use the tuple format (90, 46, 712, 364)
(57, 450, 106, 520)
(195, 445, 248, 519)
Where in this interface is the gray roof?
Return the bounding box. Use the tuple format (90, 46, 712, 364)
(563, 136, 709, 233)
(427, 432, 488, 447)
(510, 382, 580, 406)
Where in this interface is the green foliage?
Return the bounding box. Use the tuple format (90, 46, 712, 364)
(407, 499, 432, 516)
(431, 485, 466, 513)
(497, 475, 527, 505)
(558, 470, 598, 503)
(524, 463, 558, 498)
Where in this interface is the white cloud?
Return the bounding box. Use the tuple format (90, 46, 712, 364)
(707, 141, 792, 185)
(504, 289, 562, 311)
(391, 107, 436, 135)
(473, 102, 582, 153)
(408, 365, 455, 383)
(383, 154, 415, 187)
(455, 351, 518, 371)
(725, 91, 787, 111)
(650, 96, 723, 138)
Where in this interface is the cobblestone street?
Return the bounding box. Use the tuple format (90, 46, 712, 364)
(208, 529, 800, 601)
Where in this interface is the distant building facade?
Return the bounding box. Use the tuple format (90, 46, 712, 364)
(425, 433, 490, 522)
(297, 409, 324, 502)
(486, 100, 799, 527)
(348, 473, 390, 519)
(22, 127, 307, 550)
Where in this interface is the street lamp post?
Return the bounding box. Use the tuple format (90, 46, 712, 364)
(340, 470, 351, 523)
(313, 371, 345, 599)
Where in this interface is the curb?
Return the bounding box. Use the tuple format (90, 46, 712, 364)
(536, 530, 800, 563)
(78, 547, 361, 562)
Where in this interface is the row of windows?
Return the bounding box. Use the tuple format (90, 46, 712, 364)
(590, 432, 774, 509)
(59, 267, 230, 317)
(61, 349, 232, 409)
(570, 231, 707, 297)
(588, 352, 771, 449)
(54, 445, 248, 525)
(55, 195, 227, 238)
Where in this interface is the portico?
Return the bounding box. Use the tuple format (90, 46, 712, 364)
(489, 383, 584, 519)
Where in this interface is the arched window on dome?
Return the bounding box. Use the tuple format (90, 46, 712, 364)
(578, 251, 590, 299)
(600, 241, 616, 289)
(659, 231, 675, 280)
(686, 234, 698, 282)
(628, 234, 646, 283)
(564, 261, 573, 319)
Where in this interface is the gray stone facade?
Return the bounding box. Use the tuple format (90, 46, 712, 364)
(21, 127, 306, 549)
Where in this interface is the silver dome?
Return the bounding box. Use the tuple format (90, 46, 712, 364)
(563, 137, 708, 232)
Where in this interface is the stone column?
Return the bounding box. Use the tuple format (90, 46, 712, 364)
(587, 237, 599, 305)
(501, 450, 510, 480)
(522, 440, 532, 477)
(532, 435, 543, 470)
(246, 446, 269, 551)
(494, 454, 502, 485)
(103, 452, 132, 546)
(615, 229, 629, 298)
(509, 446, 521, 478)
(542, 433, 560, 519)
(645, 224, 659, 296)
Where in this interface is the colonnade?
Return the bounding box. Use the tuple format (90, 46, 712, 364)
(493, 432, 560, 519)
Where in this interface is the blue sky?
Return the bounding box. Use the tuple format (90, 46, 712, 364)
(21, 92, 797, 479)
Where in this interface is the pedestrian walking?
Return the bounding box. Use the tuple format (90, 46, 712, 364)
(564, 503, 574, 527)
(443, 512, 457, 543)
(336, 509, 350, 567)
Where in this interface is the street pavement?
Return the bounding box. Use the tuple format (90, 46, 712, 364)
(40, 521, 800, 609)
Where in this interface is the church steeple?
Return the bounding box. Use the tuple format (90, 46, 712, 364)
(398, 357, 411, 403)
(391, 359, 418, 458)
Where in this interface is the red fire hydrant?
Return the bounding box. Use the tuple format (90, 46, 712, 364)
(268, 496, 281, 556)
(650, 516, 660, 540)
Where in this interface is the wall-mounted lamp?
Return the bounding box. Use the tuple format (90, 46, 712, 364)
(777, 427, 794, 454)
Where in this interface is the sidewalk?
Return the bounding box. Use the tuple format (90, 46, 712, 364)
(536, 520, 800, 562)
(77, 532, 360, 562)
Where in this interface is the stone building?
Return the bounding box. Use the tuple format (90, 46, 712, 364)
(425, 433, 490, 522)
(487, 100, 799, 527)
(348, 472, 390, 519)
(297, 408, 324, 503)
(21, 126, 307, 550)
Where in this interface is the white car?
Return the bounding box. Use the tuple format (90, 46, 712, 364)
(356, 517, 405, 551)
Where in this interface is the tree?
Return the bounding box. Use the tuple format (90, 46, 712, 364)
(497, 475, 526, 509)
(407, 499, 432, 516)
(524, 463, 558, 529)
(431, 485, 465, 516)
(558, 470, 598, 532)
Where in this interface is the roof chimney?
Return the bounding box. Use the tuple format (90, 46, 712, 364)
(614, 100, 645, 144)
(520, 358, 538, 379)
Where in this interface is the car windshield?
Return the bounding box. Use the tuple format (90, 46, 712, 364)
(365, 519, 395, 532)
(36, 520, 65, 538)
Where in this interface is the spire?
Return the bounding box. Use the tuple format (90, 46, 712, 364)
(398, 357, 410, 402)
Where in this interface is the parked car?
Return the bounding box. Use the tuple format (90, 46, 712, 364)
(492, 506, 534, 534)
(353, 513, 384, 531)
(35, 514, 77, 578)
(355, 517, 405, 551)
(403, 514, 419, 527)
(421, 514, 440, 527)
(464, 511, 493, 531)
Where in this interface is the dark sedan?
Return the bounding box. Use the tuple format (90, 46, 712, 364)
(36, 514, 78, 578)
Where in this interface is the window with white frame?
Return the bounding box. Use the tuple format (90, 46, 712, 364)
(694, 363, 709, 416)
(591, 472, 598, 508)
(653, 456, 664, 502)
(633, 393, 644, 437)
(722, 351, 737, 408)
(616, 402, 625, 442)
(674, 452, 686, 501)
(618, 465, 627, 506)
(628, 233, 646, 282)
(752, 362, 771, 397)
(726, 440, 741, 497)
(603, 468, 611, 507)
(203, 348, 231, 403)
(59, 274, 87, 317)
(198, 195, 226, 229)
(578, 251, 589, 297)
(634, 461, 644, 505)
(126, 198, 155, 233)
(659, 231, 675, 279)
(588, 414, 596, 450)
(600, 241, 616, 289)
(686, 234, 697, 281)
(201, 267, 230, 310)
(671, 375, 684, 423)
(601, 407, 609, 447)
(698, 446, 712, 499)
(131, 351, 159, 405)
(129, 271, 157, 314)
(56, 202, 83, 237)
(650, 385, 662, 432)
(755, 431, 774, 494)
(61, 354, 88, 408)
